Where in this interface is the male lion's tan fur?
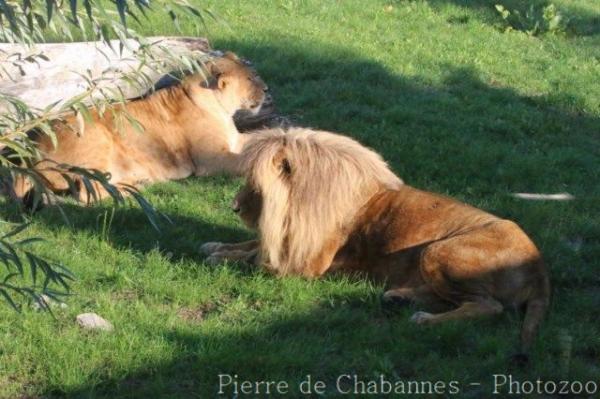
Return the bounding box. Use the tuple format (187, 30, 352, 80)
(10, 51, 268, 204)
(202, 128, 550, 361)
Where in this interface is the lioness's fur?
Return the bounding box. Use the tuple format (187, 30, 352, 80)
(10, 51, 268, 204)
(201, 128, 550, 360)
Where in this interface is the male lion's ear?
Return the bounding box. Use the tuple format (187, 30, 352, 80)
(280, 158, 292, 175)
(272, 149, 291, 176)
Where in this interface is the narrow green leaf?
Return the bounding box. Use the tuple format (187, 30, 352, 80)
(0, 288, 20, 312)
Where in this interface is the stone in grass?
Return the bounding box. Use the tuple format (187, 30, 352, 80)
(76, 313, 114, 332)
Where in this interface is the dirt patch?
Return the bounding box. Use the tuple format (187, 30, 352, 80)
(112, 290, 139, 302)
(177, 302, 217, 324)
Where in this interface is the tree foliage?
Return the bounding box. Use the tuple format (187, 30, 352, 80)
(0, 0, 210, 310)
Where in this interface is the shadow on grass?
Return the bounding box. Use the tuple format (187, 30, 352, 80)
(428, 0, 600, 37)
(0, 188, 252, 265)
(48, 292, 523, 398)
(19, 38, 599, 397)
(223, 39, 598, 200)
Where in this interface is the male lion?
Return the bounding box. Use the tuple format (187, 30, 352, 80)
(201, 128, 550, 361)
(9, 51, 268, 205)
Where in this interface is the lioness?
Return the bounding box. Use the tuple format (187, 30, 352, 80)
(10, 51, 268, 204)
(201, 128, 550, 361)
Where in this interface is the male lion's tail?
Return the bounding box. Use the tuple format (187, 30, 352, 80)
(517, 261, 551, 363)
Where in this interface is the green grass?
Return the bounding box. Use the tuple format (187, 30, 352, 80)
(1, 0, 600, 397)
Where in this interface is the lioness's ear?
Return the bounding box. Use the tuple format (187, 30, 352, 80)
(200, 62, 227, 90)
(199, 72, 220, 89)
(210, 63, 230, 90)
(217, 74, 229, 90)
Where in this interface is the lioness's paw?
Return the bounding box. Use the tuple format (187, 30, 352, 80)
(410, 311, 434, 325)
(199, 242, 223, 255)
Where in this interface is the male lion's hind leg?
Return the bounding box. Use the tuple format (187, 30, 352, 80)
(383, 286, 431, 307)
(409, 298, 503, 325)
(383, 285, 453, 312)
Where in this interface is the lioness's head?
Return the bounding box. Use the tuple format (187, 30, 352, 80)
(185, 51, 268, 116)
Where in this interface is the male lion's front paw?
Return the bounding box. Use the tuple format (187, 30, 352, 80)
(410, 311, 434, 325)
(205, 252, 226, 266)
(199, 242, 223, 255)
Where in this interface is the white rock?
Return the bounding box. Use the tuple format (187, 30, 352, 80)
(76, 313, 114, 332)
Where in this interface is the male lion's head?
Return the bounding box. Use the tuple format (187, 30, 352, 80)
(185, 51, 268, 116)
(232, 128, 403, 275)
(232, 182, 262, 229)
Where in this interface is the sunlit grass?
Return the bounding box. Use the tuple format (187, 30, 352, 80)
(1, 0, 599, 397)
